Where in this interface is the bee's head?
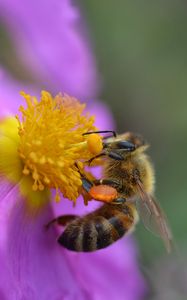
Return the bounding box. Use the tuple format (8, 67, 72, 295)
(104, 132, 149, 161)
(120, 132, 146, 148)
(120, 132, 149, 155)
(114, 140, 136, 152)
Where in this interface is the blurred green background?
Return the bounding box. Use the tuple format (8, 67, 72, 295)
(1, 0, 187, 298)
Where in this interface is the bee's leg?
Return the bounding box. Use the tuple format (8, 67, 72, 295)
(86, 139, 133, 164)
(74, 163, 94, 193)
(107, 150, 125, 160)
(86, 151, 107, 165)
(45, 215, 77, 230)
(88, 145, 136, 164)
(104, 142, 136, 161)
(112, 197, 126, 205)
(93, 178, 122, 191)
(81, 177, 93, 192)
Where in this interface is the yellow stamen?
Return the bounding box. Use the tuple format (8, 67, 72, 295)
(15, 91, 103, 202)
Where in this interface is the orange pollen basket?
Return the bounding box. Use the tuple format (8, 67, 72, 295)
(89, 185, 118, 202)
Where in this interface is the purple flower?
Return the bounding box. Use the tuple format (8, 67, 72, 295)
(0, 0, 98, 99)
(0, 1, 147, 299)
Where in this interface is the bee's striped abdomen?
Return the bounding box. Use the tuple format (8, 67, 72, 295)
(82, 220, 97, 251)
(108, 215, 127, 238)
(58, 220, 83, 251)
(58, 203, 136, 252)
(94, 216, 115, 250)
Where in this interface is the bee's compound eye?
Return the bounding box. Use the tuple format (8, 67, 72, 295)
(86, 134, 103, 155)
(89, 185, 118, 203)
(116, 141, 136, 151)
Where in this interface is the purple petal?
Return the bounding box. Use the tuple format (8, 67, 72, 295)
(0, 68, 39, 116)
(1, 184, 90, 299)
(0, 182, 146, 300)
(0, 69, 24, 116)
(87, 100, 115, 131)
(0, 0, 99, 99)
(72, 239, 147, 300)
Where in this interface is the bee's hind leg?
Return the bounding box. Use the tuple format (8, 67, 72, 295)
(45, 215, 77, 230)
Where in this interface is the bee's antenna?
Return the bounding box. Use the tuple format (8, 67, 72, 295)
(83, 130, 117, 138)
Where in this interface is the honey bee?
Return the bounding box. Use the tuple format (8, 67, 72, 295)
(47, 131, 172, 252)
(84, 131, 172, 252)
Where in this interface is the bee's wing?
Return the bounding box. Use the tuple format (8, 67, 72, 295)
(135, 179, 173, 253)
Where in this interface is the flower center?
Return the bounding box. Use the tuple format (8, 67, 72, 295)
(16, 91, 103, 202)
